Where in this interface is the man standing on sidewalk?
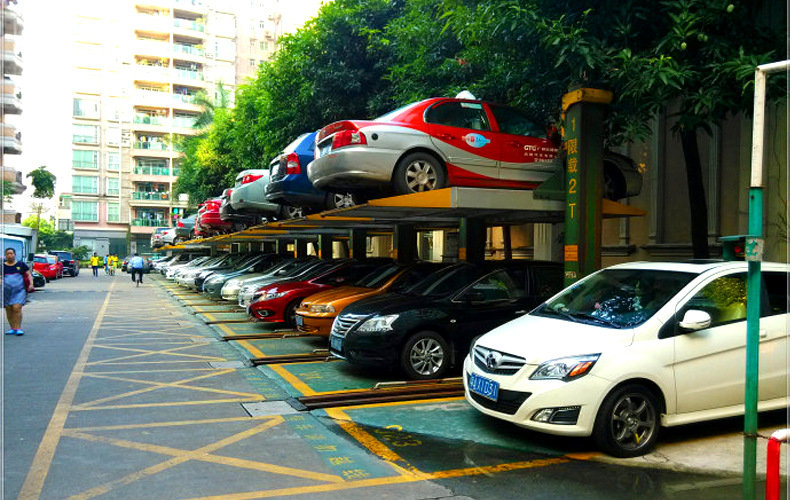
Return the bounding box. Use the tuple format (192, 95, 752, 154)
(89, 253, 101, 278)
(130, 253, 145, 286)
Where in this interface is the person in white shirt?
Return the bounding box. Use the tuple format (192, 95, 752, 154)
(130, 253, 145, 286)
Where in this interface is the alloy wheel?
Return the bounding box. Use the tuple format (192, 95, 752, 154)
(409, 337, 445, 376)
(404, 161, 438, 192)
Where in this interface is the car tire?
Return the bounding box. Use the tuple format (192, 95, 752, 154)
(393, 152, 447, 195)
(279, 205, 304, 219)
(592, 383, 661, 458)
(283, 299, 301, 328)
(400, 331, 450, 380)
(325, 192, 359, 210)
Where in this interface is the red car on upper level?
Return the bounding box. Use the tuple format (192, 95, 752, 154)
(195, 198, 233, 237)
(247, 258, 392, 328)
(307, 96, 641, 200)
(33, 254, 63, 281)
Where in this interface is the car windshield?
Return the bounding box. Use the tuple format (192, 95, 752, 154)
(47, 257, 57, 264)
(266, 260, 314, 277)
(388, 262, 448, 293)
(354, 263, 404, 288)
(374, 101, 422, 122)
(313, 262, 390, 286)
(534, 269, 696, 329)
(402, 264, 480, 298)
(34, 256, 47, 263)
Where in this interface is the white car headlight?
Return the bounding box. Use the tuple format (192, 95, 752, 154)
(357, 314, 398, 332)
(309, 304, 335, 314)
(261, 291, 288, 301)
(530, 354, 600, 381)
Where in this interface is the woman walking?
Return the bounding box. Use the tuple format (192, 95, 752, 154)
(3, 248, 34, 336)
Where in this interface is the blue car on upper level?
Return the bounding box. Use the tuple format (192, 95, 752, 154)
(265, 132, 360, 219)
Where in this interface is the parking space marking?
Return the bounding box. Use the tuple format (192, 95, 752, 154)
(66, 415, 277, 432)
(236, 339, 266, 358)
(87, 343, 227, 365)
(70, 398, 264, 411)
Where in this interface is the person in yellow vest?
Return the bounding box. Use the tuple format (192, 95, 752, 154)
(109, 254, 118, 276)
(89, 252, 101, 278)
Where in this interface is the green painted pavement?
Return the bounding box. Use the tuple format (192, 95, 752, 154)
(197, 312, 251, 323)
(259, 360, 400, 397)
(231, 336, 328, 357)
(210, 321, 284, 335)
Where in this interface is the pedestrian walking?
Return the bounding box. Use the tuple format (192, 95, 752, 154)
(103, 255, 109, 275)
(2, 248, 34, 336)
(109, 254, 118, 276)
(130, 253, 145, 286)
(90, 252, 101, 277)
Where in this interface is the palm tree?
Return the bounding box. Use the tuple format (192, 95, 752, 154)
(26, 165, 57, 251)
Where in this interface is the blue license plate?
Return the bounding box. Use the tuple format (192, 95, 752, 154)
(295, 315, 304, 326)
(329, 335, 342, 352)
(468, 372, 499, 401)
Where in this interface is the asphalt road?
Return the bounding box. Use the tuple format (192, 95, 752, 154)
(1, 272, 763, 499)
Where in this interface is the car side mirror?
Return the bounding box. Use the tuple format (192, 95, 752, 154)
(679, 310, 711, 331)
(463, 291, 486, 303)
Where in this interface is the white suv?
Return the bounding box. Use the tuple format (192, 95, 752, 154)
(464, 261, 788, 457)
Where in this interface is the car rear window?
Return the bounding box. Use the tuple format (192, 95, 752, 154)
(425, 101, 490, 131)
(34, 256, 47, 263)
(47, 257, 57, 264)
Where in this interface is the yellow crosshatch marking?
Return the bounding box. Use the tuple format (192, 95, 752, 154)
(87, 343, 226, 365)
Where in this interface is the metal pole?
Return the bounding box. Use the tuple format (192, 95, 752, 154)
(743, 59, 789, 500)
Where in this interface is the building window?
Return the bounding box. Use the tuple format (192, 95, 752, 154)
(72, 150, 99, 169)
(73, 176, 99, 195)
(72, 201, 99, 222)
(107, 202, 120, 222)
(107, 126, 121, 146)
(73, 98, 100, 119)
(73, 124, 99, 144)
(106, 152, 120, 171)
(57, 219, 74, 231)
(259, 41, 269, 51)
(249, 59, 256, 67)
(106, 177, 120, 196)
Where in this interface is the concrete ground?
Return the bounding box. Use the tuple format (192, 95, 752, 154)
(2, 272, 786, 500)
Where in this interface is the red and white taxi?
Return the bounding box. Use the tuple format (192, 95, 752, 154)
(308, 97, 641, 199)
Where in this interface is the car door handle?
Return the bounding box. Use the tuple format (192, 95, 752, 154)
(515, 310, 527, 315)
(436, 133, 456, 141)
(759, 330, 768, 339)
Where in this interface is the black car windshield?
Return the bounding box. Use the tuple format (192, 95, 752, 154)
(534, 269, 696, 329)
(388, 262, 448, 294)
(313, 262, 389, 286)
(353, 263, 403, 288)
(404, 264, 480, 298)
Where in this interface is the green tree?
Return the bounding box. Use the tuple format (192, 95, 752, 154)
(26, 166, 57, 251)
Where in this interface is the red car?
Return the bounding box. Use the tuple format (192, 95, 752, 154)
(194, 198, 232, 237)
(247, 258, 392, 327)
(33, 254, 63, 281)
(308, 96, 642, 200)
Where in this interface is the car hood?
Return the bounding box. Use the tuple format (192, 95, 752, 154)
(342, 293, 430, 316)
(300, 286, 377, 308)
(475, 314, 635, 364)
(257, 280, 321, 294)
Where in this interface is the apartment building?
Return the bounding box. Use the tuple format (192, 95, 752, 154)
(1, 0, 27, 223)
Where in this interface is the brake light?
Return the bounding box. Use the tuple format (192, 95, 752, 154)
(242, 174, 263, 184)
(177, 220, 184, 227)
(226, 189, 233, 197)
(285, 153, 301, 175)
(331, 130, 367, 150)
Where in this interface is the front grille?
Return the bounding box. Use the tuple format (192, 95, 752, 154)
(331, 314, 366, 338)
(466, 374, 531, 415)
(473, 345, 527, 375)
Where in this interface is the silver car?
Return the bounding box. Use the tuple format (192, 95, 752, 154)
(229, 169, 280, 220)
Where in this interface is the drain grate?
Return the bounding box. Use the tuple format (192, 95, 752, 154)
(242, 401, 299, 417)
(208, 361, 247, 369)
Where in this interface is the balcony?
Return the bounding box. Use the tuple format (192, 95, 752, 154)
(3, 37, 22, 75)
(1, 167, 26, 195)
(3, 3, 24, 36)
(73, 134, 99, 145)
(134, 63, 171, 83)
(173, 116, 196, 128)
(173, 18, 206, 38)
(1, 82, 22, 115)
(132, 114, 168, 133)
(135, 13, 172, 34)
(133, 164, 171, 176)
(132, 218, 168, 227)
(133, 88, 172, 109)
(2, 125, 21, 154)
(173, 44, 205, 62)
(133, 190, 170, 200)
(173, 0, 207, 14)
(173, 68, 206, 87)
(135, 39, 172, 58)
(134, 140, 168, 151)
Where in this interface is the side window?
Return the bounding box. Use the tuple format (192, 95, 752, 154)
(489, 104, 545, 137)
(680, 273, 748, 327)
(425, 102, 490, 131)
(762, 271, 789, 317)
(531, 266, 564, 298)
(460, 270, 518, 302)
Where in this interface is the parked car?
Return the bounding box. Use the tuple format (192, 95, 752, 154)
(265, 132, 359, 218)
(48, 250, 79, 277)
(33, 254, 63, 281)
(329, 260, 564, 379)
(201, 254, 282, 299)
(296, 261, 447, 336)
(463, 260, 789, 458)
(236, 259, 338, 307)
(157, 252, 207, 275)
(221, 258, 320, 302)
(160, 228, 178, 247)
(194, 198, 233, 237)
(165, 255, 215, 279)
(247, 258, 393, 327)
(174, 214, 197, 243)
(175, 253, 237, 288)
(191, 253, 267, 291)
(31, 270, 46, 288)
(219, 187, 256, 231)
(228, 169, 280, 222)
(150, 227, 171, 249)
(308, 97, 641, 200)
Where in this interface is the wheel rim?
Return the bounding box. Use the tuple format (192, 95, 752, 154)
(332, 193, 355, 208)
(409, 338, 444, 376)
(609, 393, 656, 451)
(285, 206, 303, 219)
(405, 161, 438, 192)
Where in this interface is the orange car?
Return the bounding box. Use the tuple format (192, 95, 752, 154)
(296, 261, 446, 337)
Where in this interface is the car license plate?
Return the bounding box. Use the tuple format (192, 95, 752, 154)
(329, 335, 342, 352)
(468, 372, 499, 401)
(295, 315, 304, 327)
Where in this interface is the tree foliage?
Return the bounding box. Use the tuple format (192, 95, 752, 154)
(26, 165, 56, 200)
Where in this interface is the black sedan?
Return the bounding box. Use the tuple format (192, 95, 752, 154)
(329, 260, 563, 379)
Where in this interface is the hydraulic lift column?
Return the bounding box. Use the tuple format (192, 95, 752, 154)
(294, 239, 309, 258)
(275, 239, 291, 257)
(349, 229, 367, 260)
(561, 88, 612, 285)
(459, 218, 485, 263)
(317, 234, 333, 259)
(393, 224, 416, 263)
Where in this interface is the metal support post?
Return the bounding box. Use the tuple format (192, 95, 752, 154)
(561, 88, 612, 286)
(459, 218, 485, 263)
(349, 229, 367, 260)
(502, 225, 512, 260)
(262, 241, 276, 254)
(294, 239, 309, 258)
(393, 224, 416, 263)
(318, 234, 333, 259)
(275, 239, 291, 257)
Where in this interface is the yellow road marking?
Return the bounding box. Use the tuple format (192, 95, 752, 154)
(325, 396, 466, 414)
(236, 340, 265, 358)
(268, 364, 316, 396)
(70, 398, 264, 411)
(67, 415, 278, 432)
(85, 368, 219, 375)
(87, 343, 226, 365)
(18, 280, 115, 500)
